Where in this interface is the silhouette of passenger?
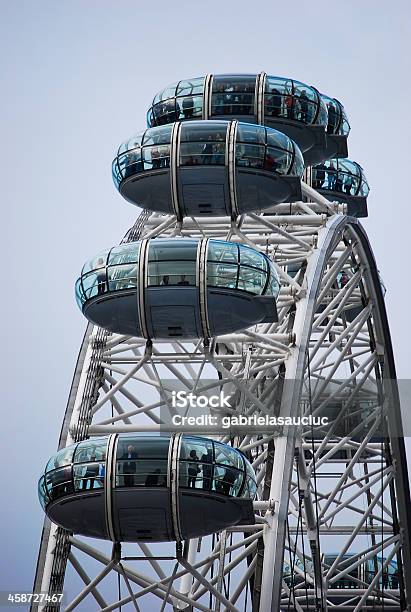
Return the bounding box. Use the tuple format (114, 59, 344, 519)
(145, 468, 163, 487)
(213, 85, 227, 115)
(267, 88, 281, 117)
(327, 163, 337, 190)
(313, 163, 326, 189)
(201, 449, 213, 491)
(96, 259, 106, 295)
(344, 174, 354, 195)
(221, 467, 238, 495)
(121, 445, 138, 487)
(182, 96, 194, 119)
(81, 455, 99, 490)
(327, 102, 337, 134)
(177, 274, 190, 285)
(299, 90, 309, 122)
(202, 135, 213, 164)
(188, 450, 200, 488)
(161, 275, 170, 285)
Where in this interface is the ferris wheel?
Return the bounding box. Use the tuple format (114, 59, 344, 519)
(32, 73, 411, 611)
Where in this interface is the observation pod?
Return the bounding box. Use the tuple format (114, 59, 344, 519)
(320, 94, 350, 159)
(146, 73, 330, 164)
(312, 158, 369, 217)
(76, 239, 279, 339)
(38, 434, 257, 542)
(112, 121, 304, 217)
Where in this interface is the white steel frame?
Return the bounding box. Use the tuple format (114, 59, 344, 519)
(32, 185, 411, 611)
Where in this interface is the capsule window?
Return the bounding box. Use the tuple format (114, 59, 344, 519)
(107, 264, 138, 292)
(45, 466, 74, 501)
(238, 266, 266, 294)
(214, 443, 244, 470)
(179, 437, 213, 490)
(46, 447, 75, 472)
(213, 464, 242, 496)
(143, 125, 172, 146)
(74, 439, 107, 464)
(82, 270, 106, 300)
(82, 250, 110, 275)
(236, 124, 266, 145)
(148, 240, 197, 287)
(38, 476, 48, 510)
(207, 241, 238, 264)
(239, 245, 267, 270)
(73, 462, 105, 491)
(211, 76, 256, 117)
(179, 141, 225, 166)
(236, 143, 265, 169)
(207, 262, 238, 289)
(108, 244, 139, 266)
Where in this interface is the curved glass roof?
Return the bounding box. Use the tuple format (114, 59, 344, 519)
(76, 239, 280, 310)
(112, 120, 304, 190)
(312, 158, 369, 197)
(38, 434, 257, 509)
(147, 73, 328, 129)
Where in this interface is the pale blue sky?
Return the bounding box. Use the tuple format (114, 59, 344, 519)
(1, 0, 410, 601)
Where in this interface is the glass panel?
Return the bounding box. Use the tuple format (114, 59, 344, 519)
(291, 147, 305, 176)
(116, 458, 168, 488)
(265, 265, 280, 297)
(236, 124, 266, 144)
(75, 278, 85, 308)
(142, 145, 170, 170)
(340, 174, 360, 195)
(82, 250, 110, 275)
(211, 75, 256, 116)
(45, 466, 74, 501)
(179, 141, 225, 166)
(326, 99, 340, 134)
(117, 436, 170, 459)
(312, 163, 328, 189)
(238, 266, 266, 294)
(46, 446, 75, 472)
(177, 95, 203, 120)
(180, 122, 227, 143)
(213, 465, 242, 496)
(73, 462, 105, 491)
(207, 262, 238, 289)
(142, 125, 172, 146)
(180, 436, 213, 490)
(265, 148, 291, 174)
(82, 270, 106, 300)
(115, 436, 169, 488)
(125, 132, 145, 152)
(107, 264, 138, 291)
(266, 129, 293, 152)
(108, 243, 139, 266)
(159, 84, 178, 101)
(38, 476, 48, 510)
(118, 150, 143, 179)
(207, 241, 238, 263)
(153, 99, 178, 124)
(147, 261, 196, 286)
(149, 240, 198, 261)
(214, 443, 244, 470)
(235, 144, 265, 168)
(74, 438, 108, 464)
(176, 77, 204, 97)
(239, 245, 267, 270)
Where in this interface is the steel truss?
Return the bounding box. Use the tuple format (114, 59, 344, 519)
(32, 186, 411, 611)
